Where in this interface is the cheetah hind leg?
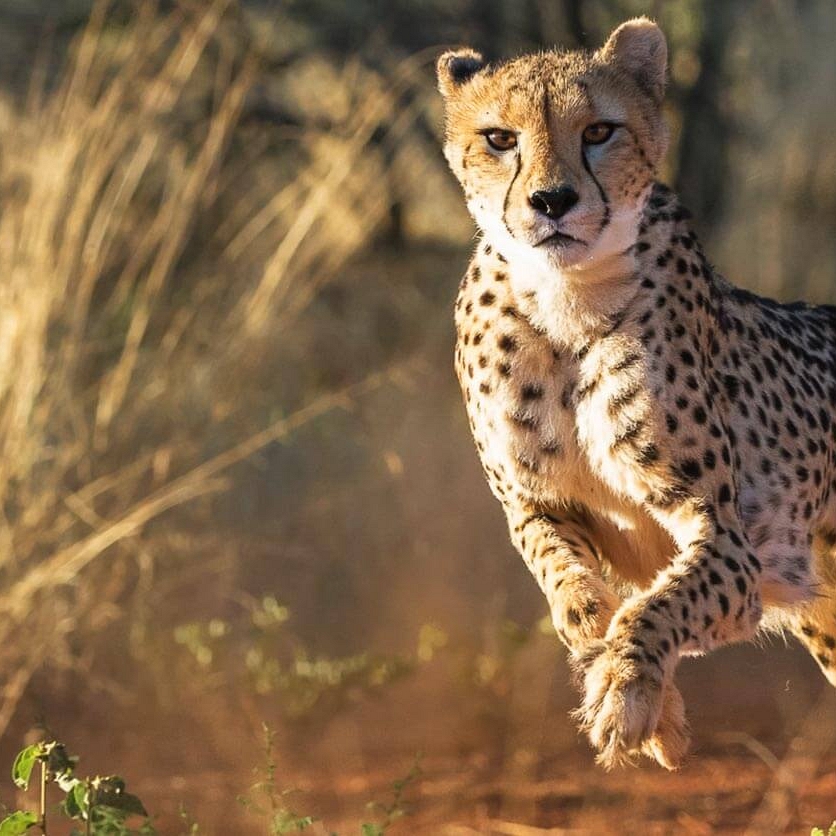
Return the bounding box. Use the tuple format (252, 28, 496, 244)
(785, 533, 836, 686)
(789, 592, 836, 688)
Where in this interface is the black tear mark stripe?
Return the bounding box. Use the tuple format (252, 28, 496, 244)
(502, 152, 523, 237)
(581, 149, 610, 232)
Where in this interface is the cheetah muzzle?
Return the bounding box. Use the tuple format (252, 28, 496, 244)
(437, 17, 836, 769)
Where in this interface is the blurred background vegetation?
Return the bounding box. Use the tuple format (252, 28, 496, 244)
(0, 0, 835, 833)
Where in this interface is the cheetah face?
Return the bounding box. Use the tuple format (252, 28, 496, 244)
(438, 19, 669, 274)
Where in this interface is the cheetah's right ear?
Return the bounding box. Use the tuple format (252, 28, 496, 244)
(436, 49, 486, 98)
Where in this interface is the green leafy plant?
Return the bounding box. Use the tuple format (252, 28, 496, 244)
(811, 824, 836, 836)
(2, 741, 154, 835)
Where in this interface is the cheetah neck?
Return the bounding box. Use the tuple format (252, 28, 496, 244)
(503, 248, 639, 352)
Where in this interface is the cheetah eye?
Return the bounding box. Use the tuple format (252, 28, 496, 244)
(582, 122, 615, 145)
(483, 129, 517, 152)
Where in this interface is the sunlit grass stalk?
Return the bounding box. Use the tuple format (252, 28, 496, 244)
(0, 0, 427, 738)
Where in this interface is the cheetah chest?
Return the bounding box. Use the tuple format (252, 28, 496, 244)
(455, 275, 586, 506)
(454, 262, 664, 515)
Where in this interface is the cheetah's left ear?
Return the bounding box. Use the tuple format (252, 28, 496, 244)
(598, 17, 667, 103)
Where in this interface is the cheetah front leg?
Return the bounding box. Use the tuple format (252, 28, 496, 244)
(506, 506, 690, 769)
(577, 502, 762, 768)
(507, 507, 619, 649)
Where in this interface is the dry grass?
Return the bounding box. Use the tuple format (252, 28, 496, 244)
(0, 0, 429, 737)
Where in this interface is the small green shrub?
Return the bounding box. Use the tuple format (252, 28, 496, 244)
(811, 824, 836, 836)
(1, 740, 154, 835)
(1, 731, 420, 835)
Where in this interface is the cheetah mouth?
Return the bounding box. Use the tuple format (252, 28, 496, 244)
(534, 230, 586, 248)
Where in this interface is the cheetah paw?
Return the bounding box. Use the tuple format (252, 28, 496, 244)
(574, 646, 689, 770)
(640, 679, 689, 770)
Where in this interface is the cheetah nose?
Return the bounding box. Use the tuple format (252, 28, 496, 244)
(529, 186, 579, 219)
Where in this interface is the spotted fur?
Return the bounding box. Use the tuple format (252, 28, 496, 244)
(439, 18, 836, 769)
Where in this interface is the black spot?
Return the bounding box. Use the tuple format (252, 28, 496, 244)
(498, 335, 517, 352)
(680, 459, 702, 481)
(521, 383, 544, 400)
(722, 375, 740, 400)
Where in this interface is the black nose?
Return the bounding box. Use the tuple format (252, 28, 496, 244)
(529, 186, 579, 219)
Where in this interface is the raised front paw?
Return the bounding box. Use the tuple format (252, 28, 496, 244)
(551, 573, 619, 647)
(575, 645, 689, 770)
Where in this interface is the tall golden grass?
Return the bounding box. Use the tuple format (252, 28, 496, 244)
(0, 0, 428, 736)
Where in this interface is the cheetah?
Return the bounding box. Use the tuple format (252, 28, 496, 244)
(437, 17, 836, 769)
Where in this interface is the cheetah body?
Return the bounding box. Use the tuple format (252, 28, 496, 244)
(456, 202, 836, 613)
(439, 18, 836, 768)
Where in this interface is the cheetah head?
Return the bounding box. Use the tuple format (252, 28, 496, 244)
(437, 19, 668, 276)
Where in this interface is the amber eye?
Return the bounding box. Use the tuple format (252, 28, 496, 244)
(582, 122, 615, 145)
(484, 129, 517, 151)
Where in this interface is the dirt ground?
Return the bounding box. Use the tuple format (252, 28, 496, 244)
(279, 645, 836, 836)
(79, 636, 833, 835)
(7, 562, 835, 836)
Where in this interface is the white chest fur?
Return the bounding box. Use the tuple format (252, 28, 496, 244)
(455, 250, 599, 508)
(454, 247, 677, 585)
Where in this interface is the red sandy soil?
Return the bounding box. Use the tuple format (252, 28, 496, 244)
(118, 640, 836, 834)
(8, 634, 835, 834)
